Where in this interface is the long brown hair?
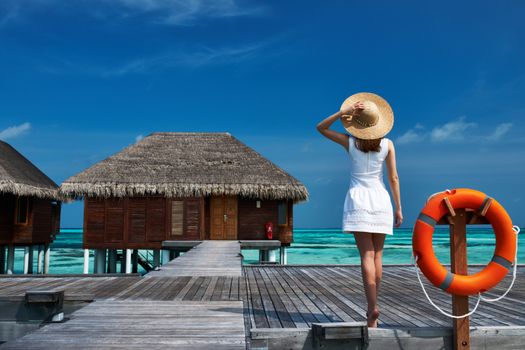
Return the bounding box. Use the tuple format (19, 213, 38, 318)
(354, 137, 382, 153)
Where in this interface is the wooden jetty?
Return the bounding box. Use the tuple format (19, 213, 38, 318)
(148, 241, 242, 277)
(1, 242, 524, 349)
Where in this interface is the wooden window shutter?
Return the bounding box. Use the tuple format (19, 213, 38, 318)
(184, 198, 201, 238)
(86, 198, 105, 243)
(105, 199, 125, 243)
(129, 198, 146, 243)
(171, 200, 184, 236)
(146, 198, 167, 242)
(15, 196, 29, 225)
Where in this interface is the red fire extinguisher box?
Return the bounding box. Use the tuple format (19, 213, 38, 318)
(265, 221, 273, 240)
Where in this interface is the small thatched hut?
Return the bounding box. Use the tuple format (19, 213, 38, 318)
(61, 133, 308, 254)
(0, 141, 61, 274)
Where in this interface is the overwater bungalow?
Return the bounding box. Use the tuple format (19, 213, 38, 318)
(0, 141, 61, 274)
(60, 132, 308, 272)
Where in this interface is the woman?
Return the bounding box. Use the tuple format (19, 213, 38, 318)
(316, 92, 403, 328)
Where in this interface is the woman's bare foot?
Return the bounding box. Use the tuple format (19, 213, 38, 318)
(366, 308, 380, 328)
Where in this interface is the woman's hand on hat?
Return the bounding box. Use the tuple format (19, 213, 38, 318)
(341, 101, 365, 120)
(352, 101, 365, 115)
(340, 101, 365, 123)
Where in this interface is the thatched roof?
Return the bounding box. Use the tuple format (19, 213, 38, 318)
(0, 141, 60, 199)
(60, 132, 308, 202)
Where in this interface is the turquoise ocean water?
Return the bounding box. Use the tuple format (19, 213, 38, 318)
(7, 227, 524, 274)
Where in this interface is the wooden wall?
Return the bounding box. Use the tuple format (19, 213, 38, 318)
(0, 194, 59, 245)
(83, 197, 204, 249)
(31, 199, 54, 243)
(83, 196, 294, 249)
(0, 194, 15, 243)
(237, 198, 278, 240)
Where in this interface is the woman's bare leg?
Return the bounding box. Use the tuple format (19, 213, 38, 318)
(371, 233, 386, 298)
(353, 232, 379, 327)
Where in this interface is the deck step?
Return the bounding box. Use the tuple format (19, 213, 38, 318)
(312, 322, 368, 348)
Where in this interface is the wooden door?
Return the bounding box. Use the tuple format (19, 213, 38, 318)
(210, 197, 224, 239)
(224, 196, 238, 240)
(210, 196, 238, 240)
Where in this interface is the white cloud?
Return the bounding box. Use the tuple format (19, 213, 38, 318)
(396, 129, 424, 145)
(115, 0, 266, 25)
(395, 123, 426, 144)
(178, 44, 265, 66)
(135, 134, 144, 142)
(102, 43, 266, 76)
(0, 122, 31, 140)
(0, 0, 265, 27)
(487, 122, 513, 141)
(430, 116, 477, 142)
(395, 118, 517, 145)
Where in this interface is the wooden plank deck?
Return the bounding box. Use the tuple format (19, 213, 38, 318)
(242, 265, 525, 329)
(0, 266, 523, 327)
(0, 276, 141, 300)
(2, 300, 245, 349)
(1, 265, 524, 348)
(147, 241, 243, 277)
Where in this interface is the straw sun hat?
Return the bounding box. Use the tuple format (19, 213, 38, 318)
(340, 92, 394, 140)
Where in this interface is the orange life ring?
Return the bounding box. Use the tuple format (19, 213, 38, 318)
(412, 188, 516, 296)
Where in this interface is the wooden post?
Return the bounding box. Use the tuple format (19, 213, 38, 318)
(153, 250, 161, 268)
(120, 250, 126, 273)
(94, 250, 99, 274)
(83, 249, 90, 274)
(268, 249, 276, 263)
(0, 245, 5, 274)
(280, 246, 287, 265)
(44, 244, 50, 274)
(37, 245, 44, 274)
(449, 208, 470, 350)
(108, 250, 117, 273)
(94, 249, 106, 274)
(125, 249, 132, 274)
(27, 246, 34, 274)
(131, 250, 138, 274)
(259, 249, 267, 263)
(23, 247, 30, 274)
(161, 250, 170, 265)
(7, 245, 15, 275)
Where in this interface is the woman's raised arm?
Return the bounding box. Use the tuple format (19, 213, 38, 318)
(316, 101, 364, 151)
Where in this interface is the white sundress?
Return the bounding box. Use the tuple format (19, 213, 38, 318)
(342, 137, 394, 235)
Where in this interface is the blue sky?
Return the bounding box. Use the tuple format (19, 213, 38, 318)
(1, 0, 524, 228)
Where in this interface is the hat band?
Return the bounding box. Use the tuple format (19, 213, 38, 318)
(353, 115, 378, 127)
